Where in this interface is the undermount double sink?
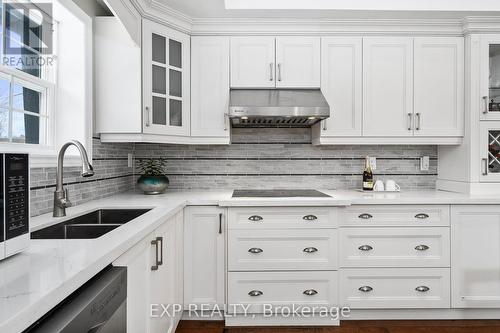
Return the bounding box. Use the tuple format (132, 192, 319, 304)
(31, 209, 151, 240)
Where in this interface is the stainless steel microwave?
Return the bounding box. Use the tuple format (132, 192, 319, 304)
(1, 153, 29, 260)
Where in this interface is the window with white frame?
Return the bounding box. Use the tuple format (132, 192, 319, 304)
(0, 0, 56, 146)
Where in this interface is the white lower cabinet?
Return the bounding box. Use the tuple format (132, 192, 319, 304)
(113, 211, 184, 333)
(184, 206, 226, 309)
(228, 271, 338, 314)
(451, 205, 500, 308)
(339, 268, 451, 309)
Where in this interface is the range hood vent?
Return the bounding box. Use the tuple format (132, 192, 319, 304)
(229, 89, 330, 128)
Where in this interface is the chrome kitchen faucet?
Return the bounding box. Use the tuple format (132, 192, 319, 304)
(53, 140, 94, 217)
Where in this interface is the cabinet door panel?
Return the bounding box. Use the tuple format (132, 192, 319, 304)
(320, 37, 362, 136)
(414, 37, 464, 137)
(363, 37, 413, 136)
(143, 20, 190, 136)
(451, 206, 500, 308)
(480, 35, 500, 120)
(276, 37, 320, 88)
(191, 37, 230, 138)
(184, 207, 225, 308)
(230, 37, 275, 88)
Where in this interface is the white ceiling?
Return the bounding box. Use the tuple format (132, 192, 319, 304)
(156, 0, 500, 19)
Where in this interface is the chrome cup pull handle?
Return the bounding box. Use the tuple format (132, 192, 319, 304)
(248, 215, 263, 222)
(248, 248, 263, 254)
(303, 215, 318, 221)
(303, 247, 318, 253)
(303, 289, 318, 296)
(248, 290, 263, 297)
(415, 244, 430, 251)
(358, 213, 373, 220)
(415, 213, 430, 219)
(358, 245, 373, 252)
(416, 286, 430, 293)
(359, 286, 373, 293)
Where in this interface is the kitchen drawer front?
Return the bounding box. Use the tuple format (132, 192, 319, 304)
(339, 268, 450, 309)
(228, 207, 338, 229)
(339, 227, 450, 268)
(228, 271, 338, 314)
(228, 229, 338, 271)
(340, 205, 450, 227)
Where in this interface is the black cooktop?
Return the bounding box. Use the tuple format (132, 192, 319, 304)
(232, 189, 331, 198)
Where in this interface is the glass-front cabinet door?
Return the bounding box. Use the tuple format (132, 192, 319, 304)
(143, 20, 190, 136)
(481, 36, 500, 120)
(480, 122, 500, 181)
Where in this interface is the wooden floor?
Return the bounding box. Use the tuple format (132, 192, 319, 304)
(176, 320, 500, 333)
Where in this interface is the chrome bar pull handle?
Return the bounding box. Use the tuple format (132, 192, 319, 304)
(416, 286, 430, 293)
(248, 248, 263, 254)
(482, 158, 489, 176)
(415, 244, 430, 251)
(151, 238, 159, 271)
(303, 289, 318, 296)
(270, 63, 274, 81)
(278, 63, 282, 81)
(358, 245, 373, 252)
(223, 113, 229, 131)
(219, 213, 223, 234)
(323, 119, 328, 131)
(248, 215, 263, 222)
(248, 290, 263, 297)
(407, 113, 412, 131)
(359, 286, 373, 293)
(483, 96, 489, 114)
(157, 237, 163, 266)
(303, 247, 318, 253)
(416, 113, 421, 131)
(145, 106, 151, 127)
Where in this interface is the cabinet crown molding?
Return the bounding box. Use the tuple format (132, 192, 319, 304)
(132, 0, 500, 36)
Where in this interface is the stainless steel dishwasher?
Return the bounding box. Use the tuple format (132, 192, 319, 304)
(25, 266, 127, 333)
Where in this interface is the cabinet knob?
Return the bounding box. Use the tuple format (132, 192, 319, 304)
(303, 289, 318, 296)
(358, 245, 373, 252)
(415, 213, 430, 219)
(248, 290, 263, 297)
(415, 244, 430, 251)
(415, 286, 430, 293)
(303, 247, 318, 253)
(303, 215, 318, 221)
(248, 215, 263, 222)
(359, 286, 373, 293)
(248, 247, 263, 254)
(358, 213, 373, 220)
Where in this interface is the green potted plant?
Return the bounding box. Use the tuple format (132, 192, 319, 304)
(137, 158, 169, 194)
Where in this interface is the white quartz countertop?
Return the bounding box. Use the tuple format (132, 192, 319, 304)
(2, 189, 500, 332)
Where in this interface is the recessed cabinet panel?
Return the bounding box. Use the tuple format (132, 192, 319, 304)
(481, 35, 500, 120)
(363, 37, 414, 136)
(319, 37, 362, 136)
(414, 37, 464, 137)
(191, 36, 230, 139)
(143, 20, 190, 136)
(480, 122, 500, 181)
(230, 37, 275, 88)
(275, 37, 321, 88)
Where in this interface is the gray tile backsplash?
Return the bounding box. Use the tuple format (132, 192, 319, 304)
(29, 128, 437, 217)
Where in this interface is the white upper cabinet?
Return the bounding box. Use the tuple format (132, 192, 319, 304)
(191, 37, 230, 142)
(451, 206, 500, 308)
(363, 37, 414, 137)
(230, 36, 320, 88)
(230, 37, 276, 88)
(414, 37, 464, 137)
(480, 35, 500, 120)
(275, 37, 321, 88)
(143, 20, 190, 136)
(318, 37, 362, 136)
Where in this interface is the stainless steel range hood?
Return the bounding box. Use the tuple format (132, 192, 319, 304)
(228, 89, 330, 128)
